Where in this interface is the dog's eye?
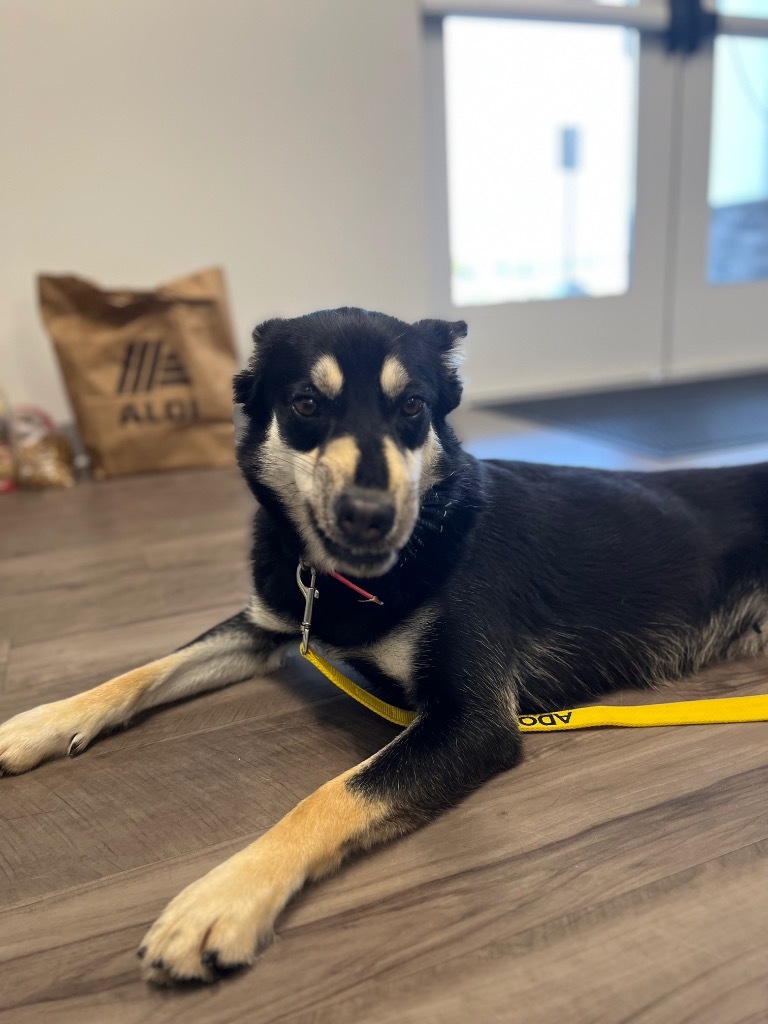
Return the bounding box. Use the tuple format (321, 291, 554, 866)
(292, 395, 319, 418)
(401, 396, 425, 417)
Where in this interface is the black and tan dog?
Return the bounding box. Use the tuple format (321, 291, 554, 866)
(1, 307, 767, 984)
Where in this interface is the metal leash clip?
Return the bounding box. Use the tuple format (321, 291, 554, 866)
(296, 561, 319, 654)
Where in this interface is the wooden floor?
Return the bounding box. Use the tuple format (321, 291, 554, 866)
(1, 422, 768, 1023)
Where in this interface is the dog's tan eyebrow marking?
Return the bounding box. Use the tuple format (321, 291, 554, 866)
(310, 354, 344, 399)
(380, 356, 409, 400)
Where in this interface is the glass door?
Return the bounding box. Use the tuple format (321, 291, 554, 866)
(669, 4, 768, 375)
(423, 2, 675, 401)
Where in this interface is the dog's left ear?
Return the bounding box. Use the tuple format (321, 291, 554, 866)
(411, 319, 467, 413)
(412, 319, 468, 370)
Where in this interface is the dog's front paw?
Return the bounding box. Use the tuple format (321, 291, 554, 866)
(0, 699, 95, 775)
(139, 851, 285, 985)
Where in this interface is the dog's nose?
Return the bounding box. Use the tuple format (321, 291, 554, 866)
(335, 489, 395, 543)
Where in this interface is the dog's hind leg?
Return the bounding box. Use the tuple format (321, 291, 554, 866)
(0, 611, 292, 776)
(139, 708, 522, 984)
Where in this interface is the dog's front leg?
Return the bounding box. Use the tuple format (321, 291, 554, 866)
(0, 611, 292, 775)
(139, 708, 522, 984)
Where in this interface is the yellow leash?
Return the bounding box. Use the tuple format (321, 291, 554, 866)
(296, 563, 768, 732)
(302, 646, 416, 727)
(301, 646, 768, 732)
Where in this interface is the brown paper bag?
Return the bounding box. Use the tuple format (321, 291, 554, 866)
(39, 267, 238, 478)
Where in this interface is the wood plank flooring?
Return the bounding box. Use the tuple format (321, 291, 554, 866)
(1, 461, 767, 1023)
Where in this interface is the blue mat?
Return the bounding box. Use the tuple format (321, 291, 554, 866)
(486, 373, 768, 457)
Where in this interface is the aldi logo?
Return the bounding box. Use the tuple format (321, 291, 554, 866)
(117, 340, 191, 394)
(116, 340, 199, 427)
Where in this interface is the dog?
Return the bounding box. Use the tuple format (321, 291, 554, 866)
(1, 306, 767, 985)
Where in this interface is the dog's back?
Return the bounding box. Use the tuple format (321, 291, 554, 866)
(463, 458, 768, 712)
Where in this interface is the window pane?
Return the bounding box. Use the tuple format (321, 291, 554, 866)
(708, 35, 768, 285)
(707, 0, 768, 16)
(443, 17, 638, 306)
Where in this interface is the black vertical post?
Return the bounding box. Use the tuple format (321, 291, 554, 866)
(667, 0, 719, 54)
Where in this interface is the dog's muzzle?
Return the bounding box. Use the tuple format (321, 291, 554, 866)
(308, 484, 404, 575)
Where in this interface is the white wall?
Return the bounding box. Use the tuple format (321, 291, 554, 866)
(0, 0, 430, 421)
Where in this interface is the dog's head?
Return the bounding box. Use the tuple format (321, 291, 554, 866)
(234, 308, 467, 577)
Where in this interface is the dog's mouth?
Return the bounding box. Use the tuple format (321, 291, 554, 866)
(308, 511, 400, 576)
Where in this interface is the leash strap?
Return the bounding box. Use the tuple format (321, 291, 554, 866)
(300, 646, 768, 732)
(302, 646, 416, 727)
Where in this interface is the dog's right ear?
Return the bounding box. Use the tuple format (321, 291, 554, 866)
(232, 318, 282, 409)
(410, 318, 468, 414)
